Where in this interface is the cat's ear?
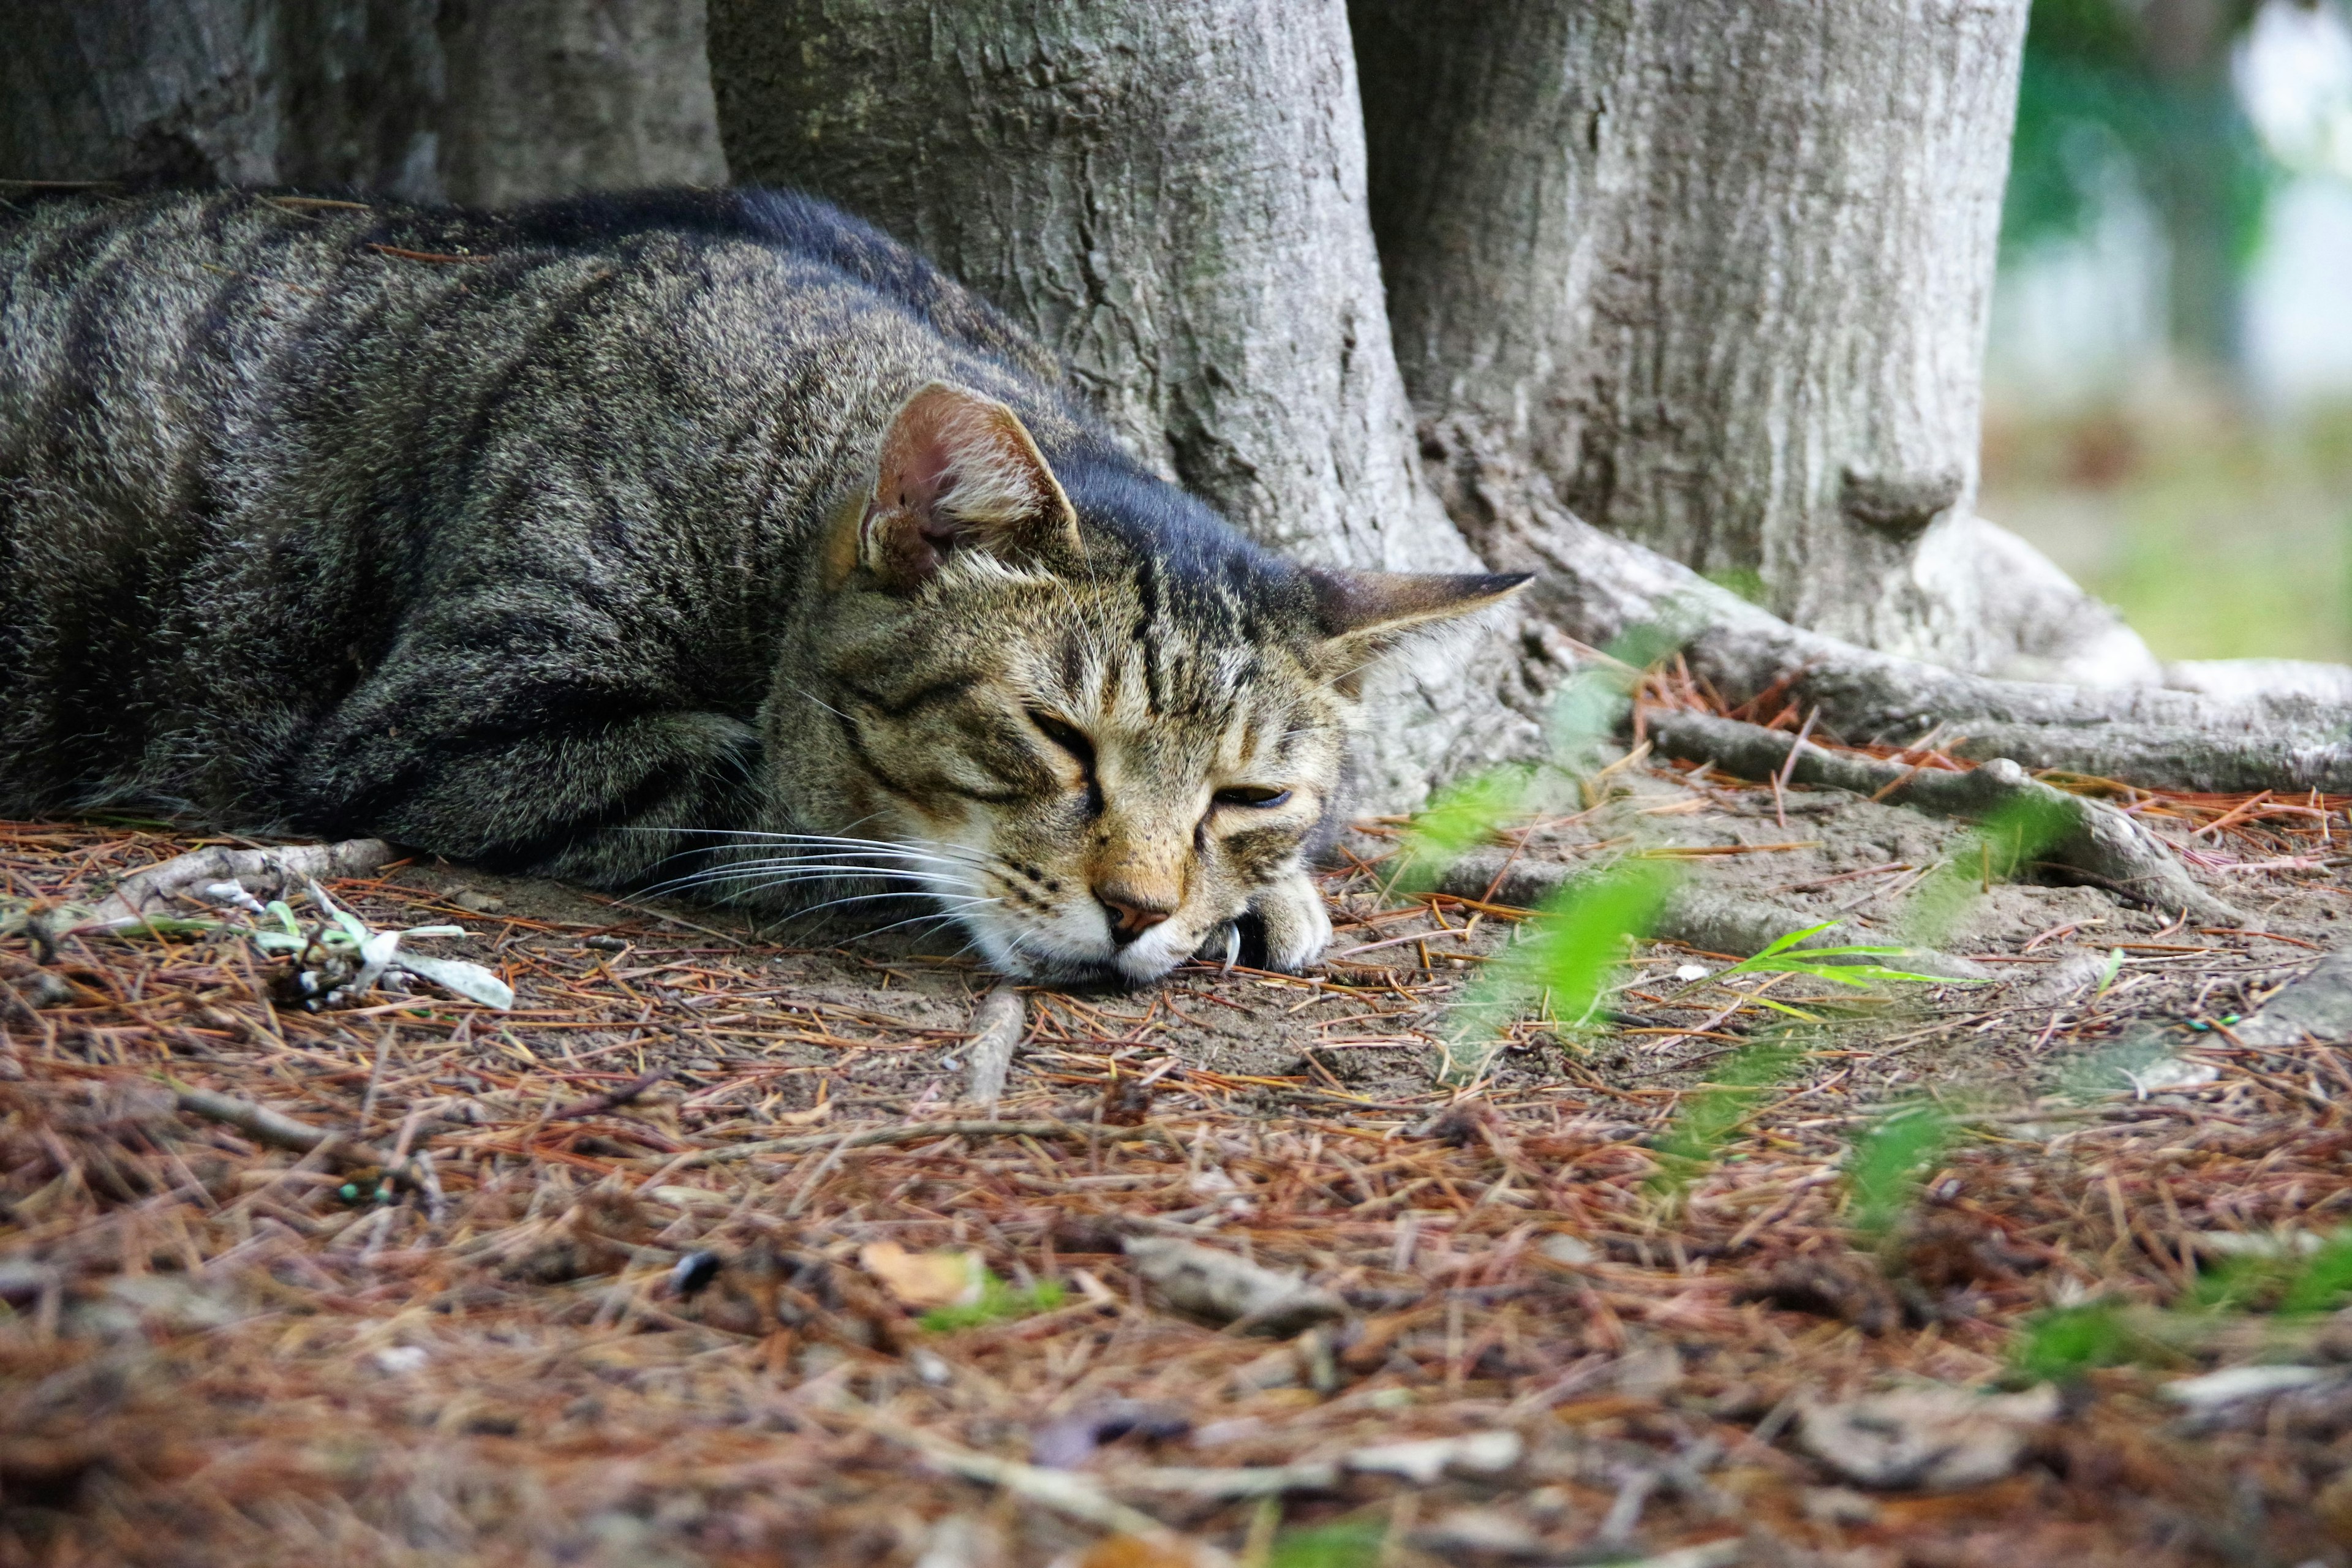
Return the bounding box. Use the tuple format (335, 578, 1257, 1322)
(1306, 568, 1532, 695)
(853, 382, 1080, 592)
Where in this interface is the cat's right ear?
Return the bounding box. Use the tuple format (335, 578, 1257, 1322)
(1305, 568, 1532, 696)
(836, 382, 1082, 593)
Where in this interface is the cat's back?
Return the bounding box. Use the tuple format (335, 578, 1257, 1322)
(0, 186, 1069, 815)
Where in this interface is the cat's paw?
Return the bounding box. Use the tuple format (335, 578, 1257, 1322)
(1248, 870, 1332, 973)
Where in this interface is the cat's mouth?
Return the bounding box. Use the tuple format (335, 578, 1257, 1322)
(952, 899, 1219, 987)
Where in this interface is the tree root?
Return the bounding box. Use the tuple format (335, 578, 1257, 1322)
(80, 839, 396, 930)
(1434, 850, 1986, 978)
(1643, 710, 2242, 925)
(1425, 419, 2352, 794)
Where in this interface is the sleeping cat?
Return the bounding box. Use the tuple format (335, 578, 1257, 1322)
(0, 187, 1521, 982)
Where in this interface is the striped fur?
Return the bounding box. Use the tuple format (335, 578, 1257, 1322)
(0, 187, 1520, 981)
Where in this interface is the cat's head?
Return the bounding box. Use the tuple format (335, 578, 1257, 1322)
(770, 382, 1524, 983)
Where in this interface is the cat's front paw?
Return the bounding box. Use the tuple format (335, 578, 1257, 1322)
(1248, 870, 1332, 973)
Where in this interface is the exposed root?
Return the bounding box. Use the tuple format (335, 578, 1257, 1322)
(80, 837, 396, 930)
(1433, 850, 1986, 977)
(1644, 710, 2242, 926)
(1425, 418, 2352, 794)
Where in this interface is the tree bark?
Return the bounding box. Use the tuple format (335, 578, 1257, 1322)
(706, 0, 1541, 810)
(435, 0, 729, 206)
(0, 0, 726, 205)
(1352, 0, 2153, 683)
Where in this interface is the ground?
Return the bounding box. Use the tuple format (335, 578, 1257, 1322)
(6, 710, 2352, 1568)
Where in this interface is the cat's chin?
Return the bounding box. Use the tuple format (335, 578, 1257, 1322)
(957, 916, 1196, 989)
(990, 947, 1186, 990)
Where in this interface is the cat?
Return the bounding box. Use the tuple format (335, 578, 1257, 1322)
(0, 187, 1523, 982)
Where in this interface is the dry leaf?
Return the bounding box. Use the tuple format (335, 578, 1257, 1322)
(1069, 1534, 1218, 1568)
(860, 1241, 984, 1310)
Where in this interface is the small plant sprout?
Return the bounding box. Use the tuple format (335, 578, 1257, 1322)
(1845, 1102, 1957, 1239)
(2011, 1301, 2176, 1382)
(252, 881, 513, 1010)
(1714, 922, 1959, 989)
(917, 1273, 1066, 1333)
(1439, 859, 1676, 1084)
(1905, 792, 2079, 946)
(2278, 1233, 2352, 1316)
(1646, 1033, 1807, 1208)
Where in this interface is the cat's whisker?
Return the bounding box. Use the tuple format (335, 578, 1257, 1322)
(633, 828, 998, 869)
(747, 896, 995, 949)
(636, 863, 978, 899)
(747, 889, 998, 922)
(650, 854, 978, 881)
(635, 865, 973, 902)
(788, 684, 851, 722)
(839, 903, 1003, 944)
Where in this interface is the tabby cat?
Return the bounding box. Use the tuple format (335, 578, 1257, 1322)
(0, 187, 1521, 982)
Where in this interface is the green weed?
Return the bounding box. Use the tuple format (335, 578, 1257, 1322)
(1905, 793, 2080, 946)
(1647, 1034, 1808, 1205)
(1387, 767, 1534, 897)
(1717, 922, 1960, 989)
(2278, 1233, 2352, 1316)
(1703, 566, 1770, 604)
(2011, 1301, 2172, 1381)
(1440, 859, 1677, 1082)
(917, 1274, 1065, 1333)
(1266, 1520, 1385, 1568)
(1845, 1103, 1957, 1238)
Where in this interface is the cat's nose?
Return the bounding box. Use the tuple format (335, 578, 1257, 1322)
(1096, 886, 1175, 946)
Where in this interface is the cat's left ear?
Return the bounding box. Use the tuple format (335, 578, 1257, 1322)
(1306, 568, 1532, 695)
(851, 382, 1081, 593)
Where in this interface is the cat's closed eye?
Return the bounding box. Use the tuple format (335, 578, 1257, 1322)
(1213, 786, 1290, 808)
(1026, 710, 1093, 762)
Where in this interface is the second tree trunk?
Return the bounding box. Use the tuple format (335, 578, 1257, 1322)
(1354, 0, 2098, 676)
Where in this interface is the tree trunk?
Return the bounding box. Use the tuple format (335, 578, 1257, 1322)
(435, 0, 729, 206)
(0, 0, 726, 205)
(706, 0, 1540, 810)
(2136, 0, 2250, 380)
(1352, 0, 2151, 683)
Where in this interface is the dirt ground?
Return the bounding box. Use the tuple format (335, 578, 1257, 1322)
(6, 719, 2352, 1567)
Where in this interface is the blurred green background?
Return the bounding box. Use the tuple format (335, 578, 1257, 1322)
(1984, 0, 2352, 663)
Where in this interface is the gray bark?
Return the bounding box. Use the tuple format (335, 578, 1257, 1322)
(1352, 0, 2153, 683)
(435, 0, 728, 205)
(0, 0, 726, 204)
(706, 0, 1540, 810)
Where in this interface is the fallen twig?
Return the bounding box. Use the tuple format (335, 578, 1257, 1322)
(170, 1084, 430, 1188)
(81, 838, 396, 930)
(963, 982, 1026, 1110)
(643, 1117, 1175, 1170)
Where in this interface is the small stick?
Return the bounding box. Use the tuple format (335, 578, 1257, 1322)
(170, 1084, 428, 1186)
(648, 1117, 1172, 1170)
(1770, 706, 1820, 830)
(963, 981, 1027, 1111)
(548, 1068, 669, 1122)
